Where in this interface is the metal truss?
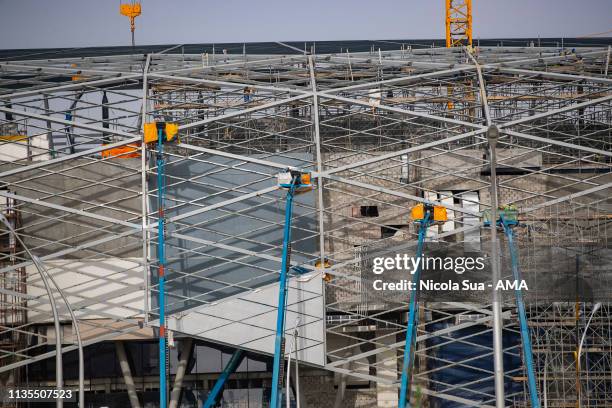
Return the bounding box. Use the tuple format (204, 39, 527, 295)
(0, 43, 611, 406)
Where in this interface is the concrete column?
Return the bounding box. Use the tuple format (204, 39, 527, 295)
(376, 331, 398, 408)
(169, 338, 194, 408)
(0, 370, 15, 389)
(333, 370, 347, 408)
(333, 350, 351, 408)
(115, 341, 141, 408)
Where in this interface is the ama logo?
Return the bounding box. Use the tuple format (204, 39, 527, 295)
(495, 280, 528, 290)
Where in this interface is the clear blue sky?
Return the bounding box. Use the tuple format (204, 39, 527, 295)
(0, 0, 610, 49)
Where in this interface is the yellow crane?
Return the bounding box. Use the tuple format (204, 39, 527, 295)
(445, 0, 473, 112)
(120, 0, 142, 47)
(446, 0, 472, 48)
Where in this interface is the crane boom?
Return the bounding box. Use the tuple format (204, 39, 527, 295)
(446, 0, 472, 47)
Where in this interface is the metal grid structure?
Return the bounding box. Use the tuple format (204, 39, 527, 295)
(0, 43, 611, 407)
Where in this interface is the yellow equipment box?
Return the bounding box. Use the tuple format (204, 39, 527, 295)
(165, 123, 179, 141)
(144, 122, 179, 144)
(411, 203, 448, 222)
(411, 203, 425, 221)
(433, 205, 448, 222)
(299, 172, 312, 187)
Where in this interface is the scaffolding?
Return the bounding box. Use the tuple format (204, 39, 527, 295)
(0, 42, 611, 406)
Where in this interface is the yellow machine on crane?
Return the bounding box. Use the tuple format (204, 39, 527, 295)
(445, 0, 472, 48)
(120, 0, 142, 47)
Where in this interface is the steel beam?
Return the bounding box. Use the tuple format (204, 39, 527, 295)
(0, 190, 141, 229)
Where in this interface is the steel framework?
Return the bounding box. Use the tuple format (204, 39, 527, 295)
(0, 42, 611, 407)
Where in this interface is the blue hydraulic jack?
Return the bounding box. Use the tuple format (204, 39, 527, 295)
(147, 121, 178, 408)
(270, 170, 312, 408)
(398, 204, 436, 408)
(201, 170, 311, 408)
(494, 212, 541, 408)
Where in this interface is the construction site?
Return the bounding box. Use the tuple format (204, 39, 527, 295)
(1, 1, 611, 407)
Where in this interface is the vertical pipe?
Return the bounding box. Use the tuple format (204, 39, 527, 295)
(399, 211, 430, 408)
(65, 92, 83, 155)
(26, 124, 32, 161)
(5, 102, 13, 121)
(43, 96, 55, 158)
(141, 54, 152, 326)
(346, 50, 354, 82)
(157, 126, 167, 408)
(502, 223, 540, 408)
(64, 112, 74, 154)
(101, 91, 110, 144)
(286, 329, 293, 408)
(488, 125, 506, 408)
(115, 341, 142, 408)
(270, 181, 297, 408)
(307, 56, 327, 289)
(295, 327, 301, 408)
(286, 318, 300, 408)
(131, 25, 135, 49)
(604, 45, 610, 76)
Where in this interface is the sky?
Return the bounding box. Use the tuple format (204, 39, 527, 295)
(0, 0, 610, 49)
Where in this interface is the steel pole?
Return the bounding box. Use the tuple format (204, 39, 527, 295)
(307, 56, 327, 282)
(286, 318, 300, 408)
(141, 54, 152, 326)
(488, 125, 506, 408)
(605, 45, 610, 76)
(295, 323, 301, 408)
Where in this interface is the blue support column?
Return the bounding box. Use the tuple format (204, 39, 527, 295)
(203, 350, 245, 408)
(501, 218, 541, 408)
(399, 211, 431, 408)
(270, 178, 299, 408)
(157, 127, 168, 408)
